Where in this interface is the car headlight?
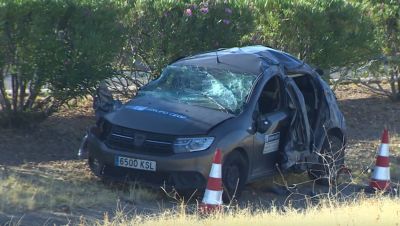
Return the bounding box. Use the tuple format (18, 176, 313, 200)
(173, 137, 214, 153)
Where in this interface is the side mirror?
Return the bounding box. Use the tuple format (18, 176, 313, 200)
(247, 111, 259, 134)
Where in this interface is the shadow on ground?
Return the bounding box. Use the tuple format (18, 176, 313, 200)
(0, 115, 94, 166)
(338, 96, 400, 141)
(1, 85, 400, 225)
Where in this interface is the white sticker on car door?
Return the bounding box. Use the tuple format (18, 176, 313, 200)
(263, 132, 280, 154)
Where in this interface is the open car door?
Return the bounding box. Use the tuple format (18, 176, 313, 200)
(281, 77, 311, 170)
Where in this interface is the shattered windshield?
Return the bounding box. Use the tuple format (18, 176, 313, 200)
(138, 65, 257, 114)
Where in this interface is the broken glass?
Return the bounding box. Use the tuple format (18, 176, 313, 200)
(138, 65, 257, 114)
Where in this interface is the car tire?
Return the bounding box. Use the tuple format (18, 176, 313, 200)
(308, 133, 345, 186)
(222, 151, 248, 203)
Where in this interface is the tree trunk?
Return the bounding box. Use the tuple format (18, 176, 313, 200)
(388, 62, 397, 101)
(0, 67, 6, 110)
(0, 84, 6, 110)
(395, 66, 400, 100)
(11, 74, 18, 112)
(0, 66, 12, 111)
(18, 79, 27, 111)
(24, 77, 41, 111)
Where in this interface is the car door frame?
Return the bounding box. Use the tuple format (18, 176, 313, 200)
(248, 72, 290, 179)
(309, 72, 346, 152)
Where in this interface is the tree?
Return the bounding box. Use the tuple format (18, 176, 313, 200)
(358, 0, 400, 101)
(247, 0, 375, 72)
(0, 0, 125, 126)
(126, 0, 254, 77)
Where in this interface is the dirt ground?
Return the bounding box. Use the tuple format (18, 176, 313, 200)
(0, 84, 399, 225)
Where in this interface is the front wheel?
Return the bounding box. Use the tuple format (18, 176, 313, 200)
(222, 151, 248, 203)
(308, 133, 345, 186)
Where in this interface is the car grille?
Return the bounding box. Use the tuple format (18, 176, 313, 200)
(104, 124, 175, 155)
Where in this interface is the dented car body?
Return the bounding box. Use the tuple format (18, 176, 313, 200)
(86, 46, 346, 197)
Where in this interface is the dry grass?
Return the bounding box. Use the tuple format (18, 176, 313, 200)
(93, 196, 400, 226)
(2, 84, 400, 225)
(0, 160, 159, 212)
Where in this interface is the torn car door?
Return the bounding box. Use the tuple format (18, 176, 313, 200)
(281, 77, 311, 170)
(310, 74, 346, 151)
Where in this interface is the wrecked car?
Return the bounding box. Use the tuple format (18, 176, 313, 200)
(85, 46, 346, 200)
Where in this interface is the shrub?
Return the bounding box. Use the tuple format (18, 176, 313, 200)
(0, 0, 380, 125)
(247, 0, 375, 69)
(126, 0, 254, 77)
(0, 0, 126, 124)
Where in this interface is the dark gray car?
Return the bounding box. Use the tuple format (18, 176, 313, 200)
(86, 46, 346, 199)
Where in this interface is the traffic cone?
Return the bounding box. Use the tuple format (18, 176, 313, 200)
(199, 149, 223, 213)
(368, 129, 391, 192)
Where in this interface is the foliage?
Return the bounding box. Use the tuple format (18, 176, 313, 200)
(112, 0, 375, 97)
(126, 0, 375, 75)
(247, 0, 376, 70)
(0, 0, 386, 125)
(358, 0, 400, 100)
(0, 0, 125, 125)
(126, 0, 254, 77)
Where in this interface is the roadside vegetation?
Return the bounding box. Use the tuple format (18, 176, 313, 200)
(95, 196, 400, 226)
(1, 0, 399, 127)
(1, 85, 399, 225)
(0, 161, 159, 212)
(1, 0, 400, 225)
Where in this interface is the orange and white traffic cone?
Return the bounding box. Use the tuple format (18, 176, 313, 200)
(199, 149, 223, 213)
(368, 129, 391, 192)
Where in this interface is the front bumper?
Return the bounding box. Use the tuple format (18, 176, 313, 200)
(87, 133, 213, 190)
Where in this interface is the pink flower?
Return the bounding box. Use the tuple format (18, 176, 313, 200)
(223, 19, 231, 25)
(184, 8, 192, 16)
(200, 7, 209, 14)
(225, 7, 232, 14)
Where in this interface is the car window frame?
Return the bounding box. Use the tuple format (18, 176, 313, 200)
(256, 74, 285, 116)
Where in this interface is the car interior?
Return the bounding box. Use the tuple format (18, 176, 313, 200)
(258, 76, 282, 115)
(292, 74, 320, 128)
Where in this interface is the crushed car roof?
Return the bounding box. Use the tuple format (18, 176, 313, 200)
(173, 45, 315, 75)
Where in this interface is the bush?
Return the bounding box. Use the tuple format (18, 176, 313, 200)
(0, 0, 126, 123)
(126, 0, 254, 77)
(247, 0, 375, 69)
(0, 0, 379, 126)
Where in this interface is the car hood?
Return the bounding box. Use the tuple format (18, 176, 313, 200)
(104, 96, 234, 135)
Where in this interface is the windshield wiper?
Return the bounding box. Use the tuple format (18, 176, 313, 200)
(200, 93, 232, 114)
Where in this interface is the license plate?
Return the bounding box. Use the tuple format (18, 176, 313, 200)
(115, 156, 156, 171)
